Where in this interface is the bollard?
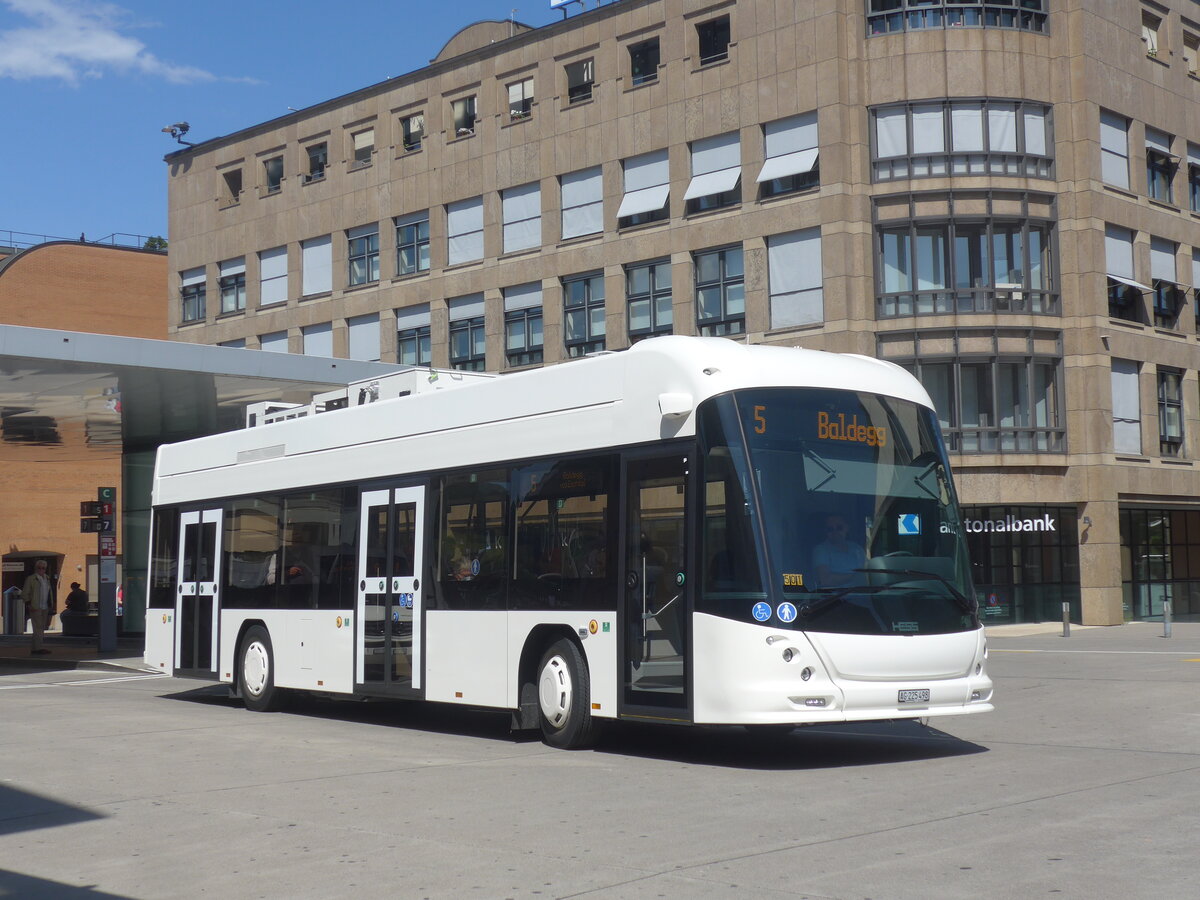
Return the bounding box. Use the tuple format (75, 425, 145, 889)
(1061, 600, 1070, 638)
(1163, 598, 1172, 639)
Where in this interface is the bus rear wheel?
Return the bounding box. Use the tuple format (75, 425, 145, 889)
(240, 626, 284, 712)
(537, 638, 598, 749)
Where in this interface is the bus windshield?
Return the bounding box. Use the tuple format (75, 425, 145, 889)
(698, 387, 978, 636)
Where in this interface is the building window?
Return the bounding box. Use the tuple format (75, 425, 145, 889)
(302, 322, 333, 357)
(1193, 251, 1200, 332)
(561, 166, 603, 240)
(401, 113, 424, 152)
(1158, 368, 1184, 456)
(260, 330, 288, 353)
(1142, 11, 1162, 58)
(301, 234, 332, 296)
(867, 1, 1048, 35)
(876, 217, 1057, 318)
(447, 196, 484, 265)
(508, 78, 533, 120)
(685, 132, 741, 214)
(626, 259, 672, 342)
(396, 304, 431, 366)
(1151, 236, 1182, 329)
(351, 128, 374, 169)
(263, 156, 283, 194)
(1188, 145, 1200, 212)
(305, 142, 327, 182)
(768, 229, 823, 328)
(452, 96, 477, 137)
(1185, 32, 1200, 77)
(885, 329, 1065, 454)
(218, 258, 246, 313)
(502, 182, 541, 253)
(758, 112, 819, 198)
(1111, 359, 1142, 455)
(1119, 507, 1200, 620)
(347, 313, 381, 362)
(1099, 110, 1130, 189)
(697, 15, 731, 65)
(180, 267, 205, 323)
(259, 246, 288, 306)
(449, 294, 486, 371)
(1146, 128, 1177, 203)
(873, 99, 1052, 182)
(618, 149, 669, 228)
(566, 58, 594, 103)
(395, 212, 430, 275)
(629, 38, 660, 86)
(220, 169, 242, 206)
(694, 246, 744, 337)
(1105, 224, 1146, 324)
(563, 272, 606, 357)
(348, 224, 380, 286)
(504, 283, 544, 367)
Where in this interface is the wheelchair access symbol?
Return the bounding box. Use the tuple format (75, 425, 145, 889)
(752, 602, 772, 622)
(898, 514, 922, 536)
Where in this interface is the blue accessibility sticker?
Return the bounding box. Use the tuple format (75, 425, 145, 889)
(898, 513, 921, 536)
(752, 601, 772, 622)
(776, 602, 798, 623)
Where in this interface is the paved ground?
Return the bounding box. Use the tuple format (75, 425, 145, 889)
(0, 623, 1197, 899)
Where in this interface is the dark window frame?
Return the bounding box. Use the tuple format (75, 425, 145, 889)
(625, 258, 673, 342)
(449, 315, 486, 371)
(563, 271, 606, 357)
(867, 1, 1049, 36)
(694, 245, 745, 337)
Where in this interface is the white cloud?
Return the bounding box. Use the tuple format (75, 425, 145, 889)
(0, 0, 217, 84)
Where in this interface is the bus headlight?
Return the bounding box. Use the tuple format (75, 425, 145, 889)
(800, 666, 813, 681)
(782, 647, 795, 662)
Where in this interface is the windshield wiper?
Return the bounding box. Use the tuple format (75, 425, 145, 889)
(799, 583, 895, 618)
(853, 567, 977, 615)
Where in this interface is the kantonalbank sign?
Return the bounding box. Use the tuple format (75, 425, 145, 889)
(816, 411, 887, 447)
(959, 514, 1057, 533)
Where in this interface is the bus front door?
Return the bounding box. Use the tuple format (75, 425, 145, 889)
(356, 487, 425, 692)
(622, 453, 689, 715)
(175, 508, 222, 678)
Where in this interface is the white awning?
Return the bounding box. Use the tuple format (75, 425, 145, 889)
(683, 166, 740, 200)
(756, 147, 819, 183)
(617, 183, 669, 218)
(1107, 274, 1152, 292)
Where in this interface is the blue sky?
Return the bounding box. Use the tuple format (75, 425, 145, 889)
(0, 0, 573, 244)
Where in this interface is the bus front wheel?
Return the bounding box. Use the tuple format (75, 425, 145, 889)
(537, 638, 598, 749)
(240, 626, 284, 712)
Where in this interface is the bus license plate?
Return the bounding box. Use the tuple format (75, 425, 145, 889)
(898, 689, 930, 704)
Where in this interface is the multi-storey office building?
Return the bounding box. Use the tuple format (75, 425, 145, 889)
(164, 0, 1200, 626)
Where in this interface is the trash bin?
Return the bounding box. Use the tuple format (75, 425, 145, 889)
(3, 590, 24, 635)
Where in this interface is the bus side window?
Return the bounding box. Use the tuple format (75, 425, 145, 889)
(437, 469, 509, 610)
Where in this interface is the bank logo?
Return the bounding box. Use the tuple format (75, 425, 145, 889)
(898, 514, 921, 536)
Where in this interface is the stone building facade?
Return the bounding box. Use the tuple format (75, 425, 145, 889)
(163, 0, 1200, 625)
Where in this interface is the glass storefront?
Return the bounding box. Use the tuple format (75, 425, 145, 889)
(1120, 506, 1200, 622)
(962, 505, 1080, 624)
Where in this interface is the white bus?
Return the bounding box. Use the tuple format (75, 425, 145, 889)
(144, 336, 993, 748)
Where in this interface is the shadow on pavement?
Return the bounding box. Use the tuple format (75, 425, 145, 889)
(0, 783, 105, 838)
(0, 870, 133, 899)
(160, 684, 986, 769)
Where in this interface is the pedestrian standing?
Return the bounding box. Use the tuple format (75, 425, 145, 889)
(22, 560, 53, 655)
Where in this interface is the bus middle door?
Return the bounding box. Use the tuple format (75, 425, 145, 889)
(356, 487, 425, 692)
